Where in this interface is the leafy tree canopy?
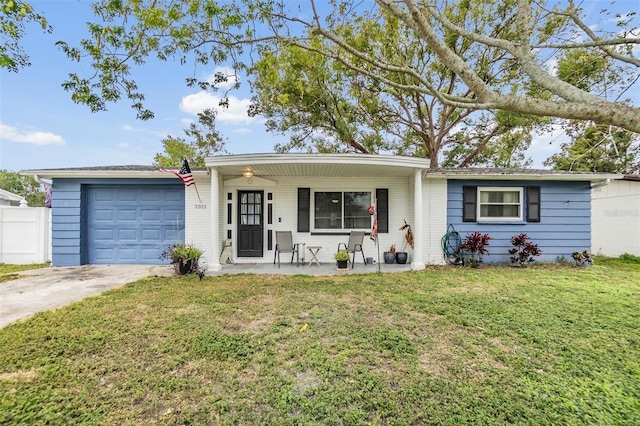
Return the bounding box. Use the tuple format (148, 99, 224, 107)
(153, 109, 226, 167)
(544, 124, 639, 173)
(0, 0, 51, 71)
(0, 170, 45, 206)
(50, 0, 639, 135)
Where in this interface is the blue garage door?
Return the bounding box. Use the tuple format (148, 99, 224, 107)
(87, 185, 185, 264)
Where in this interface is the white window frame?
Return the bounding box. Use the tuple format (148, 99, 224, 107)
(477, 187, 523, 222)
(311, 190, 373, 231)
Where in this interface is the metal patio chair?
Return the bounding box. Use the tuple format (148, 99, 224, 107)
(274, 231, 300, 268)
(337, 231, 366, 269)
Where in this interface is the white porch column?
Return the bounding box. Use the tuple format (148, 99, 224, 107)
(412, 168, 425, 270)
(209, 168, 222, 271)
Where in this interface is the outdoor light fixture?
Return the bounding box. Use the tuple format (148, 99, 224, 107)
(242, 169, 254, 184)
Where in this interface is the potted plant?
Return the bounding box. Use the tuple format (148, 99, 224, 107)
(384, 244, 396, 264)
(395, 219, 414, 264)
(335, 251, 351, 269)
(160, 243, 205, 276)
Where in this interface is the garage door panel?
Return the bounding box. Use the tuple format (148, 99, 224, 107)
(141, 249, 162, 262)
(164, 191, 183, 202)
(93, 248, 115, 261)
(141, 228, 162, 242)
(118, 209, 138, 221)
(118, 191, 137, 202)
(141, 189, 163, 202)
(88, 185, 184, 264)
(118, 229, 138, 241)
(94, 189, 115, 201)
(140, 209, 161, 221)
(94, 229, 116, 241)
(94, 209, 114, 222)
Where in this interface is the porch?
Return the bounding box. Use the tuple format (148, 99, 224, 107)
(207, 260, 413, 276)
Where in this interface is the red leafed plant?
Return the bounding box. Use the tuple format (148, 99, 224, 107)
(508, 233, 542, 266)
(459, 231, 492, 267)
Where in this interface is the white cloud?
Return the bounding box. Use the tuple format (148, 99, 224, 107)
(233, 128, 252, 134)
(180, 92, 256, 125)
(0, 123, 65, 146)
(116, 142, 129, 149)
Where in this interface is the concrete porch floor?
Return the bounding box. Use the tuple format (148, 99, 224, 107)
(208, 261, 413, 276)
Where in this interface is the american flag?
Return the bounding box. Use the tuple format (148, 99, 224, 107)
(160, 159, 195, 186)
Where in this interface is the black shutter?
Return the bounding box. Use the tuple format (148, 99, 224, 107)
(463, 186, 477, 222)
(297, 188, 310, 232)
(376, 189, 389, 233)
(526, 186, 541, 222)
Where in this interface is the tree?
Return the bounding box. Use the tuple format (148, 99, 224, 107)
(0, 170, 45, 206)
(153, 109, 226, 167)
(544, 124, 639, 173)
(249, 13, 546, 167)
(55, 0, 639, 136)
(0, 0, 51, 71)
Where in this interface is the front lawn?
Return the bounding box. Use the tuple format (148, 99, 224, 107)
(0, 263, 49, 283)
(1, 263, 638, 425)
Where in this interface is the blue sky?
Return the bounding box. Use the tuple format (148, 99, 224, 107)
(1, 1, 283, 172)
(0, 1, 637, 172)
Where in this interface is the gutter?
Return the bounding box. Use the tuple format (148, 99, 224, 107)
(591, 178, 610, 189)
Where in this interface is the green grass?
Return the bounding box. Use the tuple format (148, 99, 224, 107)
(0, 263, 49, 283)
(1, 263, 638, 425)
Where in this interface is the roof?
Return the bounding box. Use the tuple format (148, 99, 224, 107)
(20, 154, 622, 183)
(425, 167, 622, 182)
(0, 188, 24, 202)
(206, 153, 430, 178)
(20, 165, 208, 179)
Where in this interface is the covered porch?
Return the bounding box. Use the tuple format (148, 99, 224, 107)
(190, 154, 446, 272)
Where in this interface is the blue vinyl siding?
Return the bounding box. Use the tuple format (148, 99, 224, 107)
(51, 178, 184, 266)
(447, 180, 591, 263)
(51, 181, 83, 266)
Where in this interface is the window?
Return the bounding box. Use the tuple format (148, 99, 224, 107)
(314, 191, 371, 230)
(477, 187, 523, 221)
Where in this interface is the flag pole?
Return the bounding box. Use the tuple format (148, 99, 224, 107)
(376, 198, 380, 272)
(193, 183, 202, 203)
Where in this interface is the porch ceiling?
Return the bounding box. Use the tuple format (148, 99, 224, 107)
(207, 153, 429, 179)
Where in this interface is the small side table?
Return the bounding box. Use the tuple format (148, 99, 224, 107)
(307, 246, 322, 266)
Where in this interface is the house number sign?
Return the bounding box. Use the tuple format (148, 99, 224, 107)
(194, 204, 207, 209)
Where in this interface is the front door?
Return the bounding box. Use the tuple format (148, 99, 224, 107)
(237, 191, 264, 257)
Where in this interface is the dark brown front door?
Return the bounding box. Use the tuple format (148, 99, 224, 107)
(237, 191, 264, 257)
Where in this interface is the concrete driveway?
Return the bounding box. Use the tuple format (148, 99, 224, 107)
(0, 265, 173, 328)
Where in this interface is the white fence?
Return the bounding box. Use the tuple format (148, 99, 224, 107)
(0, 206, 51, 264)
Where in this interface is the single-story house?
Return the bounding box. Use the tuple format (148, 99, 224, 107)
(592, 175, 640, 257)
(22, 154, 620, 271)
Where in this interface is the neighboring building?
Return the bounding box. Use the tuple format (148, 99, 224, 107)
(592, 175, 640, 257)
(0, 188, 25, 206)
(22, 154, 620, 270)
